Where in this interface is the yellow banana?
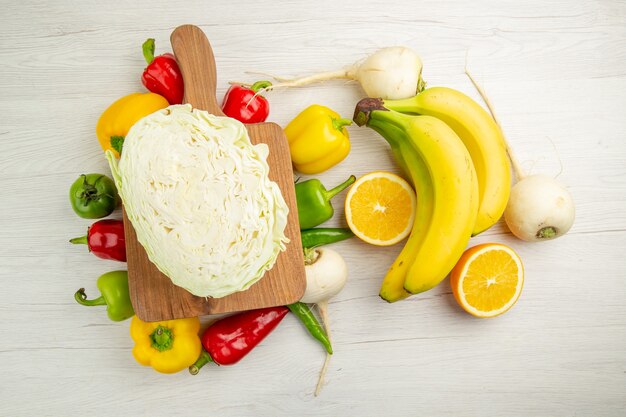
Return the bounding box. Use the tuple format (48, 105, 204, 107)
(361, 109, 434, 301)
(354, 100, 479, 300)
(401, 115, 478, 294)
(383, 87, 510, 235)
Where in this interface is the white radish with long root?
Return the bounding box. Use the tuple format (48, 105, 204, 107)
(236, 47, 425, 100)
(465, 62, 575, 242)
(301, 247, 348, 396)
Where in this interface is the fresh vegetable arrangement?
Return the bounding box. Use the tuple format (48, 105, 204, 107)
(69, 32, 338, 388)
(68, 32, 575, 395)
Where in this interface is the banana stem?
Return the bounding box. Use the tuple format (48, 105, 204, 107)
(315, 300, 332, 397)
(464, 67, 526, 181)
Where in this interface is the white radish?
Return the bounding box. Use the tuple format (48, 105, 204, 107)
(243, 47, 425, 100)
(465, 66, 575, 241)
(504, 175, 575, 241)
(301, 247, 348, 304)
(301, 247, 348, 396)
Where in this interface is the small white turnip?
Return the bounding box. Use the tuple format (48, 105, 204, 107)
(504, 175, 575, 242)
(301, 247, 348, 304)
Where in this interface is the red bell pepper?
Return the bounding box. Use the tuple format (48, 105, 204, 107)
(70, 219, 126, 262)
(221, 81, 272, 124)
(141, 38, 184, 105)
(189, 306, 288, 374)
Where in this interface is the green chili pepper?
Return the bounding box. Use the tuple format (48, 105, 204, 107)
(301, 227, 354, 249)
(296, 175, 355, 230)
(74, 271, 134, 321)
(288, 302, 332, 354)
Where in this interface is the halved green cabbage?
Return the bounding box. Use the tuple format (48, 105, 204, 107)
(107, 104, 288, 298)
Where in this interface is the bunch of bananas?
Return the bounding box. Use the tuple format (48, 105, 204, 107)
(353, 87, 511, 302)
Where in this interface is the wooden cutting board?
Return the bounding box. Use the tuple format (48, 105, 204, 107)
(123, 24, 306, 322)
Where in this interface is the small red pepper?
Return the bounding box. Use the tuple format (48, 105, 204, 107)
(141, 38, 184, 105)
(189, 306, 288, 374)
(221, 81, 272, 124)
(70, 219, 126, 262)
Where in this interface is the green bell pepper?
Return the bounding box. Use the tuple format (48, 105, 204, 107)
(74, 270, 134, 321)
(69, 173, 120, 219)
(296, 175, 355, 230)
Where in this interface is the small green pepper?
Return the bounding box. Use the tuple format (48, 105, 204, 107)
(296, 175, 355, 230)
(301, 227, 355, 249)
(69, 173, 120, 219)
(74, 271, 134, 321)
(288, 302, 332, 354)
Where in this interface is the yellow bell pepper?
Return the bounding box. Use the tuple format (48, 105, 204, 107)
(284, 104, 352, 174)
(96, 92, 169, 158)
(130, 315, 201, 374)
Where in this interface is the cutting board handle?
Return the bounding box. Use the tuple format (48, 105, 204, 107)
(171, 25, 225, 115)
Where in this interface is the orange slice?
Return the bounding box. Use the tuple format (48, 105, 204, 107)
(344, 171, 416, 246)
(450, 243, 524, 318)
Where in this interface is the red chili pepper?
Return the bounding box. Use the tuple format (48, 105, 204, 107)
(70, 219, 126, 262)
(189, 306, 288, 374)
(141, 38, 184, 105)
(221, 81, 272, 124)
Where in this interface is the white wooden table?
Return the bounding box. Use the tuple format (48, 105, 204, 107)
(2, 1, 625, 416)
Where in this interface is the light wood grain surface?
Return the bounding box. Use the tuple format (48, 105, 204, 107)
(1, 1, 625, 416)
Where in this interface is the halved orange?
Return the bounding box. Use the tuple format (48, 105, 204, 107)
(344, 171, 416, 246)
(450, 243, 524, 318)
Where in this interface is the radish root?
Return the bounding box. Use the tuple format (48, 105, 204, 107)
(247, 69, 354, 87)
(314, 300, 332, 397)
(245, 71, 294, 82)
(546, 136, 564, 178)
(231, 70, 354, 109)
(464, 58, 526, 181)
